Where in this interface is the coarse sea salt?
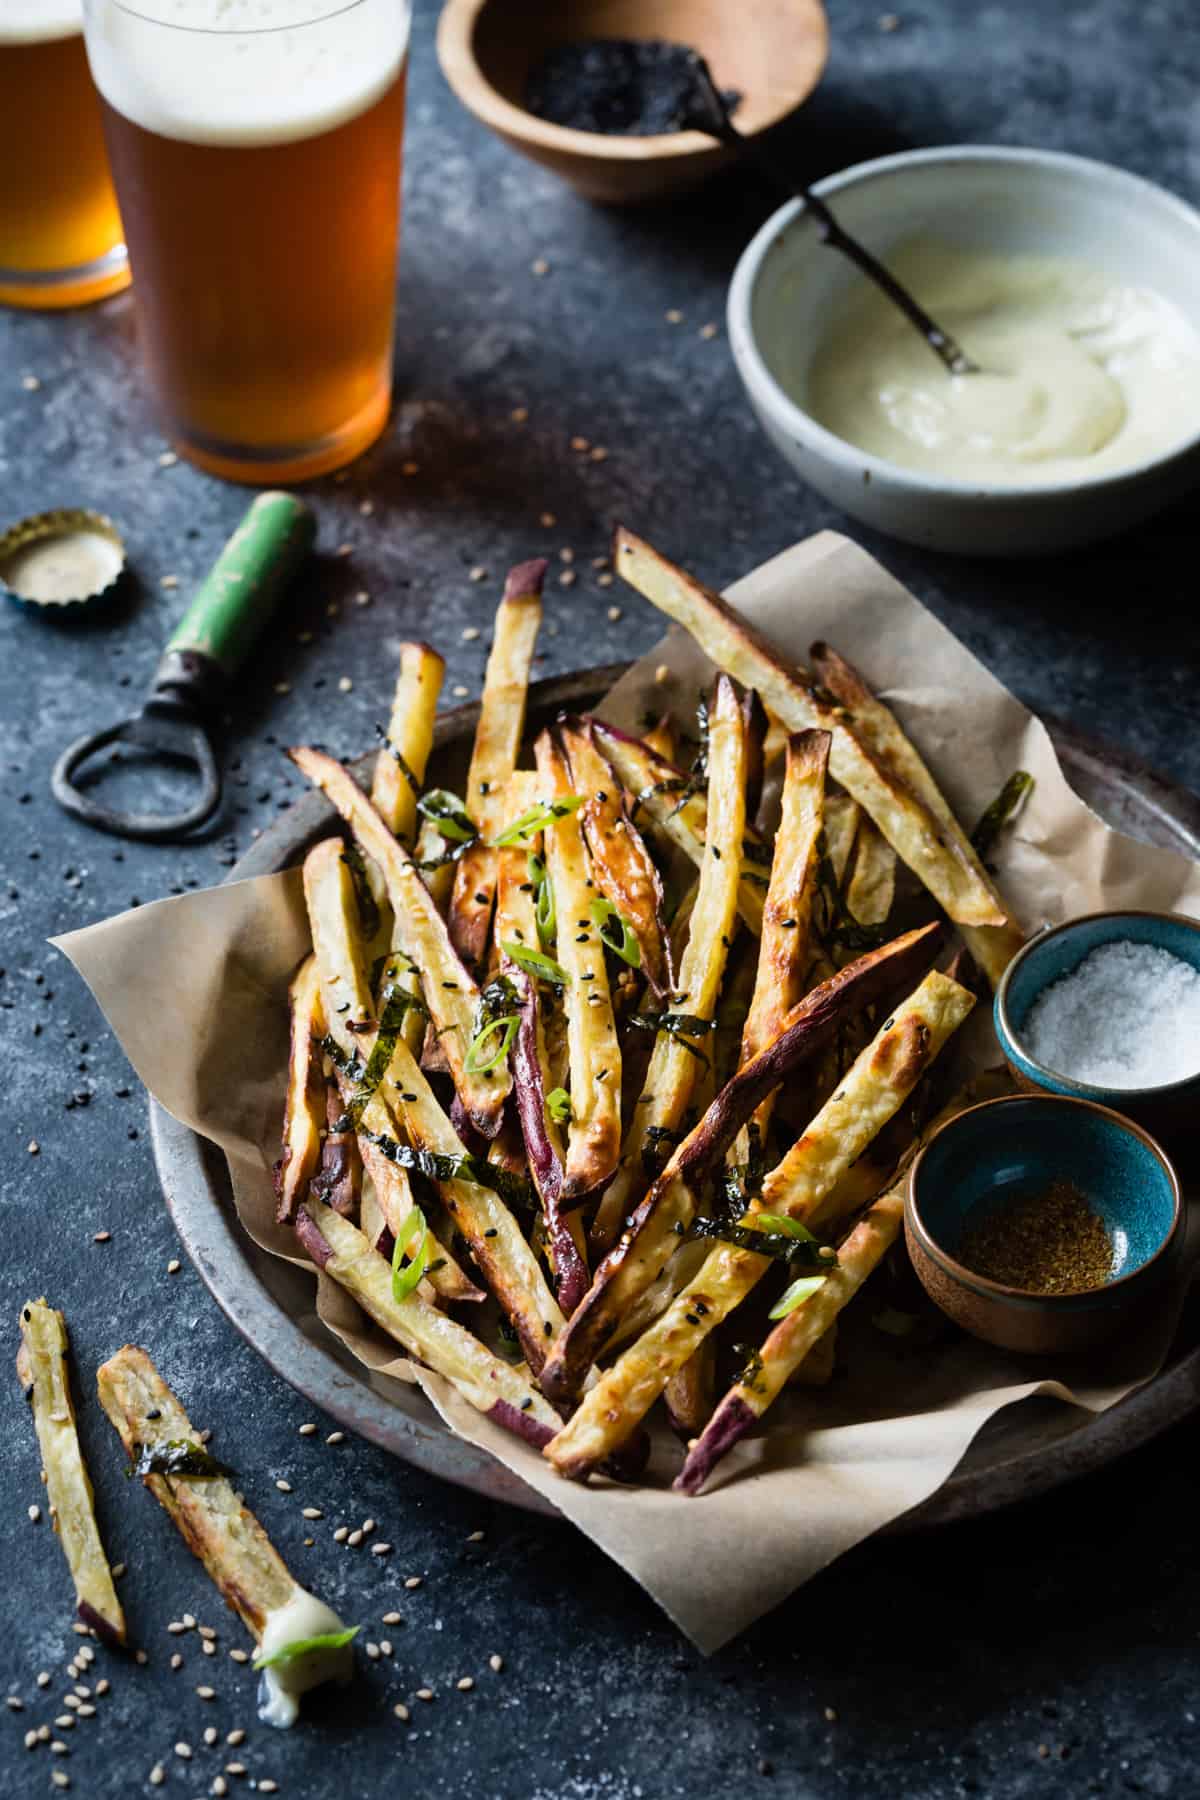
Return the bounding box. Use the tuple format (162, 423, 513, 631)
(1023, 940, 1200, 1089)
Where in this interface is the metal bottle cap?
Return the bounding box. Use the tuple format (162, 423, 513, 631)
(0, 508, 126, 613)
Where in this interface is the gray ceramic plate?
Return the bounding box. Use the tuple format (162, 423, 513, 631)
(151, 665, 1200, 1525)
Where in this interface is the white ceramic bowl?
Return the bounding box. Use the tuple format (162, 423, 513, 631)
(727, 146, 1200, 555)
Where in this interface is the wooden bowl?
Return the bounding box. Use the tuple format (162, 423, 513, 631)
(436, 0, 830, 206)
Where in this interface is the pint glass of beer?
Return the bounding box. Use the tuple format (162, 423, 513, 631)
(83, 1, 410, 484)
(0, 4, 128, 309)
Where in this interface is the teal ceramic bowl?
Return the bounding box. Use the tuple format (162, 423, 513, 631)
(994, 910, 1200, 1164)
(905, 1094, 1182, 1354)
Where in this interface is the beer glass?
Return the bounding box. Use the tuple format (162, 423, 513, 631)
(82, 1, 410, 484)
(0, 4, 129, 309)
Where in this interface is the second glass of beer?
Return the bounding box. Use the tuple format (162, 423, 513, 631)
(83, 0, 410, 484)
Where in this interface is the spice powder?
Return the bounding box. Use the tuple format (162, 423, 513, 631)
(958, 1179, 1114, 1295)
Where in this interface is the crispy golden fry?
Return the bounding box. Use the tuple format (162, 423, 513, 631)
(561, 718, 673, 1000)
(810, 640, 1024, 986)
(541, 923, 943, 1404)
(545, 969, 974, 1477)
(372, 641, 445, 845)
(289, 747, 509, 1135)
(641, 713, 678, 762)
(96, 1344, 300, 1637)
(591, 719, 767, 936)
(18, 1300, 125, 1646)
(303, 841, 481, 1305)
(449, 563, 545, 972)
(589, 676, 748, 1251)
(613, 528, 1005, 930)
(533, 728, 622, 1202)
(845, 814, 897, 928)
(274, 956, 327, 1225)
(294, 1201, 561, 1446)
(790, 1319, 837, 1388)
(824, 793, 861, 889)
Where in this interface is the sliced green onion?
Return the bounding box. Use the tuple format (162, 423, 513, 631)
(768, 1274, 828, 1321)
(492, 795, 583, 848)
(502, 940, 570, 987)
(253, 1626, 360, 1672)
(545, 1087, 572, 1125)
(589, 897, 641, 967)
(391, 1206, 429, 1302)
(464, 1014, 519, 1074)
(529, 852, 556, 947)
(753, 1212, 818, 1241)
(971, 770, 1035, 860)
(417, 789, 478, 843)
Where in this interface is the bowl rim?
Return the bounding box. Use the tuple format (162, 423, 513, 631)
(726, 143, 1200, 502)
(435, 0, 830, 164)
(906, 1092, 1183, 1307)
(995, 908, 1200, 1102)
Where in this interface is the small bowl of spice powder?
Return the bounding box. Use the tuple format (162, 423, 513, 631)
(436, 0, 829, 205)
(906, 1094, 1183, 1356)
(995, 910, 1200, 1168)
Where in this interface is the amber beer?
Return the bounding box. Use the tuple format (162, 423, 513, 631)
(0, 5, 128, 308)
(83, 1, 410, 483)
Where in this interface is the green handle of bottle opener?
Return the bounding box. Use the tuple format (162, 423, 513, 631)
(164, 491, 316, 678)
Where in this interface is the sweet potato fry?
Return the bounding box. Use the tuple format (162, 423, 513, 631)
(274, 956, 328, 1225)
(613, 528, 1005, 930)
(544, 969, 974, 1477)
(18, 1300, 125, 1647)
(289, 747, 509, 1135)
(372, 641, 445, 845)
(449, 561, 545, 972)
(810, 640, 1024, 985)
(540, 922, 943, 1404)
(844, 814, 897, 929)
(589, 675, 748, 1252)
(533, 727, 622, 1203)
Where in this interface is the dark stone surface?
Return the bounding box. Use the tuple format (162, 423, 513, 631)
(2, 2, 1199, 1795)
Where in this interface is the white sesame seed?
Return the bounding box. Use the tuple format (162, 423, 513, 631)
(259, 1783, 278, 1794)
(393, 1703, 410, 1722)
(361, 1518, 375, 1534)
(370, 1543, 391, 1557)
(468, 565, 487, 583)
(203, 1640, 216, 1656)
(298, 1423, 317, 1436)
(24, 1729, 37, 1749)
(347, 1529, 363, 1547)
(326, 1432, 345, 1445)
(337, 677, 353, 694)
(167, 1620, 187, 1634)
(37, 1725, 51, 1741)
(511, 407, 529, 424)
(558, 569, 576, 588)
(228, 1650, 249, 1664)
(158, 451, 179, 467)
(590, 446, 609, 462)
(149, 1766, 165, 1788)
(94, 1228, 114, 1243)
(404, 1576, 422, 1590)
(301, 1507, 322, 1520)
(175, 1742, 193, 1759)
(64, 1696, 82, 1711)
(333, 1527, 349, 1543)
(606, 605, 623, 622)
(55, 1717, 74, 1730)
(699, 322, 718, 340)
(336, 543, 353, 557)
(274, 1479, 292, 1493)
(203, 1727, 218, 1746)
(466, 1530, 485, 1543)
(665, 308, 683, 324)
(416, 1688, 434, 1702)
(452, 684, 469, 698)
(51, 1770, 69, 1789)
(570, 436, 589, 453)
(71, 1624, 90, 1637)
(76, 1705, 96, 1719)
(879, 12, 900, 30)
(531, 258, 550, 277)
(359, 499, 374, 517)
(170, 1655, 183, 1671)
(22, 375, 42, 392)
(226, 1729, 246, 1746)
(598, 571, 614, 587)
(457, 1676, 474, 1692)
(51, 1739, 70, 1754)
(365, 1643, 380, 1661)
(196, 1685, 216, 1701)
(382, 1612, 402, 1626)
(160, 574, 180, 590)
(136, 1650, 149, 1666)
(74, 1686, 91, 1699)
(225, 1763, 247, 1776)
(558, 546, 575, 564)
(489, 1654, 504, 1673)
(380, 1641, 393, 1657)
(77, 1648, 93, 1666)
(824, 1705, 838, 1722)
(27, 1504, 40, 1523)
(167, 1259, 181, 1274)
(198, 1627, 216, 1641)
(654, 664, 671, 684)
(93, 1681, 109, 1700)
(111, 1564, 125, 1579)
(461, 626, 480, 641)
(37, 1674, 51, 1689)
(303, 1537, 314, 1548)
(213, 1779, 229, 1797)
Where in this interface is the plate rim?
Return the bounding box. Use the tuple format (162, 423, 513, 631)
(151, 662, 1200, 1530)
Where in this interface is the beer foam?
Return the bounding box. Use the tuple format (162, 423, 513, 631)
(85, 0, 409, 147)
(0, 2, 83, 45)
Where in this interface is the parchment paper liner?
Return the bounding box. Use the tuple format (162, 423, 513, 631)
(55, 532, 1200, 1653)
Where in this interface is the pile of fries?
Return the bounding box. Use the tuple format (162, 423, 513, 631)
(280, 529, 1025, 1495)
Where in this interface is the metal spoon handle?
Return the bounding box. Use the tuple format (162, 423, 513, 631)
(688, 59, 977, 378)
